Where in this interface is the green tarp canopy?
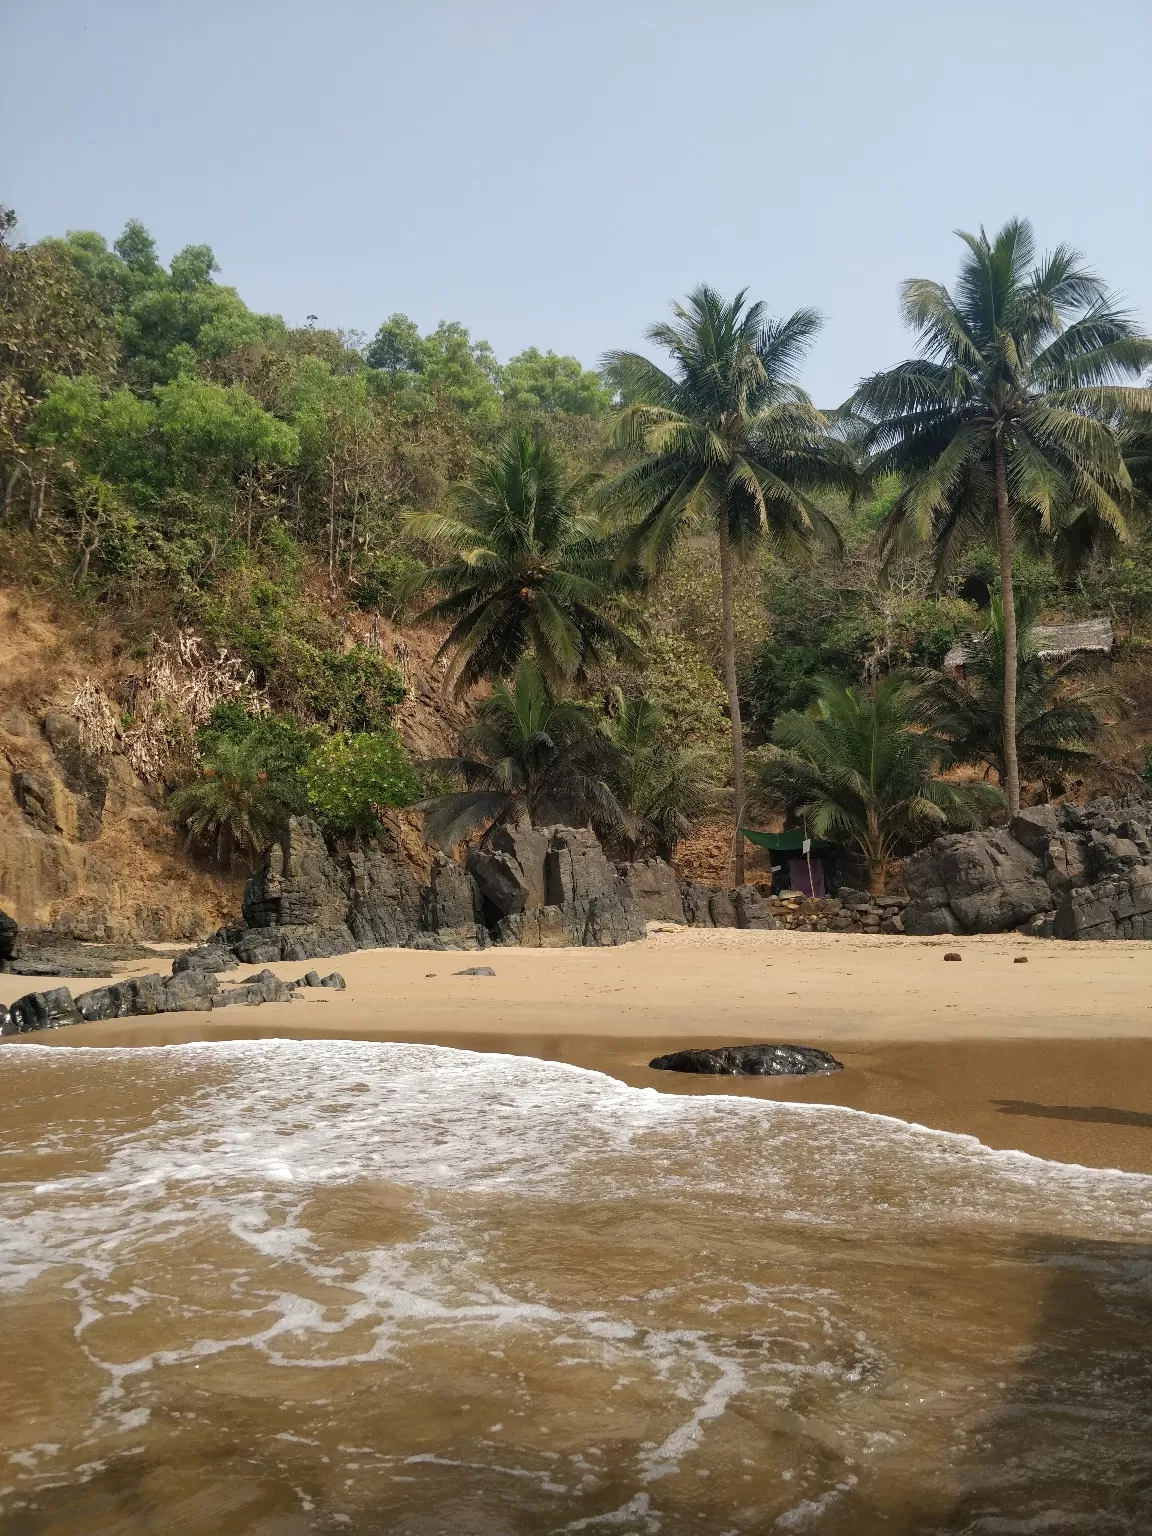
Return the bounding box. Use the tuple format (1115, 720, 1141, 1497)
(738, 827, 836, 854)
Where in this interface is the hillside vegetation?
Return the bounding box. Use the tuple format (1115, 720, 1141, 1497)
(3, 205, 1152, 928)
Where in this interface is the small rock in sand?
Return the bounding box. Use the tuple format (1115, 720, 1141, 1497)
(944, 952, 962, 961)
(456, 966, 496, 977)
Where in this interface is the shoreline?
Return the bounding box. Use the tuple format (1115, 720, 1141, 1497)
(6, 928, 1152, 1175)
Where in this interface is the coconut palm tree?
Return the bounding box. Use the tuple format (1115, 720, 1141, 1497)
(600, 285, 852, 884)
(404, 426, 643, 698)
(600, 688, 717, 858)
(169, 734, 288, 865)
(851, 219, 1152, 816)
(417, 658, 625, 849)
(928, 596, 1126, 794)
(757, 676, 1001, 894)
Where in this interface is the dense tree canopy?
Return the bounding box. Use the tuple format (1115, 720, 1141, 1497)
(852, 219, 1152, 814)
(4, 202, 1152, 879)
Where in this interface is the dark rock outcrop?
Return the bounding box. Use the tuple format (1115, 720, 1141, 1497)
(74, 968, 221, 1020)
(173, 941, 238, 975)
(468, 824, 645, 948)
(3, 985, 83, 1034)
(1, 965, 302, 1036)
(649, 1043, 843, 1076)
(902, 796, 1152, 940)
(421, 852, 486, 949)
(621, 858, 687, 924)
(345, 845, 423, 948)
(680, 881, 714, 928)
(168, 817, 648, 975)
(4, 930, 165, 979)
(41, 709, 108, 841)
(0, 908, 18, 968)
(211, 968, 295, 1008)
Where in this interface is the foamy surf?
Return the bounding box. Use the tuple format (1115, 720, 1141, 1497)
(3, 1039, 1150, 1534)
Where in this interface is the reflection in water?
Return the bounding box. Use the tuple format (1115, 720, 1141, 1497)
(1, 1040, 1150, 1534)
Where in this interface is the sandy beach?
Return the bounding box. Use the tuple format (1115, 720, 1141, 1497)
(8, 926, 1152, 1175)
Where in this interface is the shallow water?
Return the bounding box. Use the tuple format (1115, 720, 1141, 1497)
(2, 1039, 1150, 1535)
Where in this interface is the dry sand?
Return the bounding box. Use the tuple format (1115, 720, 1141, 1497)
(6, 927, 1152, 1175)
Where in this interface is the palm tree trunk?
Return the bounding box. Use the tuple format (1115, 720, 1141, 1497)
(993, 432, 1020, 817)
(717, 508, 746, 887)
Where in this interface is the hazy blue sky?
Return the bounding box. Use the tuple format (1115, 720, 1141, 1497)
(3, 0, 1149, 404)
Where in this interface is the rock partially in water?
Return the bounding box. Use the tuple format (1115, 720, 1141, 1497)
(649, 1044, 843, 1076)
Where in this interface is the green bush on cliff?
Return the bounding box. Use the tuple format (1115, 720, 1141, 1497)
(170, 731, 297, 865)
(300, 729, 421, 836)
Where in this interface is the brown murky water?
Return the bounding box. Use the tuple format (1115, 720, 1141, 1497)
(2, 1039, 1150, 1534)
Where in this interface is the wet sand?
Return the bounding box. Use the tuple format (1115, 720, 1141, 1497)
(8, 928, 1152, 1175)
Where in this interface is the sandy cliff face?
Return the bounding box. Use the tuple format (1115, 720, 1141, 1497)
(0, 591, 471, 939)
(0, 593, 243, 937)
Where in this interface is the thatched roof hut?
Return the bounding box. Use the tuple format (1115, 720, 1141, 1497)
(943, 616, 1114, 679)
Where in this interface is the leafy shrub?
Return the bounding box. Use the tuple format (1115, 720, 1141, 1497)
(169, 732, 293, 864)
(350, 549, 427, 620)
(196, 701, 320, 812)
(300, 730, 421, 835)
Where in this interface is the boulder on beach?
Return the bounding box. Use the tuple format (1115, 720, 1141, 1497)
(649, 1044, 843, 1076)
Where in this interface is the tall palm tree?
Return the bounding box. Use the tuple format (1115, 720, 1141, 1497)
(405, 426, 643, 698)
(417, 658, 625, 849)
(601, 285, 851, 883)
(852, 219, 1152, 815)
(928, 596, 1126, 794)
(757, 676, 1001, 894)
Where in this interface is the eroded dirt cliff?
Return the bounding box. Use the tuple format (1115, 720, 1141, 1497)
(0, 589, 470, 939)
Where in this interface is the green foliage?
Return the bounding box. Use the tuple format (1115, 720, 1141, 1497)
(366, 313, 502, 423)
(314, 645, 408, 730)
(168, 732, 293, 864)
(758, 676, 1002, 893)
(418, 658, 623, 849)
(601, 631, 729, 752)
(0, 235, 118, 467)
(153, 374, 299, 487)
(502, 348, 613, 416)
(406, 425, 643, 696)
(855, 218, 1152, 572)
(742, 555, 979, 741)
(350, 548, 428, 619)
(54, 225, 284, 389)
(600, 688, 717, 857)
(853, 219, 1152, 811)
(300, 729, 421, 836)
(601, 284, 853, 570)
(928, 596, 1125, 791)
(196, 702, 320, 812)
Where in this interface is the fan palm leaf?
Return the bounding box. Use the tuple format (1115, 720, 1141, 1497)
(405, 426, 644, 698)
(757, 676, 1001, 894)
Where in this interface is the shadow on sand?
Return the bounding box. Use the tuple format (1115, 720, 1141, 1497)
(993, 1099, 1152, 1129)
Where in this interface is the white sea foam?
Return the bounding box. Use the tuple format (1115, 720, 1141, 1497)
(2, 1039, 1149, 1531)
(3, 1038, 1151, 1242)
